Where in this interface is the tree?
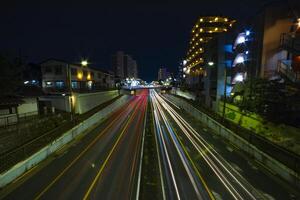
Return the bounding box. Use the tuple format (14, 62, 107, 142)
(0, 54, 23, 96)
(235, 78, 300, 126)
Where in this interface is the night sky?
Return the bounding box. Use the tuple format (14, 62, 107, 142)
(0, 0, 271, 81)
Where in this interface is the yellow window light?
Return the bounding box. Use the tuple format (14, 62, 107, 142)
(200, 28, 203, 32)
(200, 18, 203, 22)
(77, 71, 83, 80)
(87, 73, 91, 80)
(215, 27, 218, 31)
(215, 17, 218, 21)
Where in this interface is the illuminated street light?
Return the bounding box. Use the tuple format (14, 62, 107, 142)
(245, 30, 250, 36)
(298, 18, 300, 28)
(208, 61, 214, 66)
(81, 60, 88, 67)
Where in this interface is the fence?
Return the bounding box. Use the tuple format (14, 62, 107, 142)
(0, 111, 40, 128)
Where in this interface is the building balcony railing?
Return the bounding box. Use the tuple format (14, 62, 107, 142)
(280, 33, 300, 54)
(277, 60, 300, 83)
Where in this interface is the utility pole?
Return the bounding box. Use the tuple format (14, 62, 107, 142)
(222, 66, 227, 122)
(66, 63, 74, 122)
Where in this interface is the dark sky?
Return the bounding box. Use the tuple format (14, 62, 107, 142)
(0, 0, 271, 81)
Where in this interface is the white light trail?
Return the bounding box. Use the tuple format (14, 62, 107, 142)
(152, 90, 262, 200)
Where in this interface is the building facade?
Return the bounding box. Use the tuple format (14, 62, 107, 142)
(157, 67, 169, 81)
(40, 59, 115, 94)
(111, 51, 138, 79)
(183, 16, 235, 110)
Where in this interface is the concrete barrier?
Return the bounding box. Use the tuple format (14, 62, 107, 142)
(0, 95, 131, 188)
(164, 94, 300, 188)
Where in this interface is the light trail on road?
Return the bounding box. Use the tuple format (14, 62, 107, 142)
(151, 89, 265, 200)
(151, 89, 213, 200)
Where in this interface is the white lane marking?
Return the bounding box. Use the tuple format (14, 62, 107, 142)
(212, 191, 223, 200)
(226, 146, 234, 152)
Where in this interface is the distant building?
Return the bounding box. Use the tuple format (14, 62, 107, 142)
(124, 54, 138, 78)
(40, 59, 115, 94)
(111, 51, 138, 79)
(184, 16, 235, 77)
(183, 16, 235, 110)
(112, 51, 125, 78)
(158, 68, 169, 81)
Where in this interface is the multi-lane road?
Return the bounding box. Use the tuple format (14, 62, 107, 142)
(1, 90, 148, 200)
(1, 89, 299, 200)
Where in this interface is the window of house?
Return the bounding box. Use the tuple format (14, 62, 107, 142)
(71, 81, 78, 89)
(55, 81, 65, 88)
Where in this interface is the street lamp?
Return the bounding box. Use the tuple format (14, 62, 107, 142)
(81, 60, 88, 67)
(66, 63, 75, 122)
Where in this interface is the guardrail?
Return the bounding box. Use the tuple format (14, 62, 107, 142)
(277, 60, 300, 83)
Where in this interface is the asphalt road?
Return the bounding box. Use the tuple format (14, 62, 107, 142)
(158, 91, 300, 200)
(1, 90, 148, 200)
(151, 89, 213, 200)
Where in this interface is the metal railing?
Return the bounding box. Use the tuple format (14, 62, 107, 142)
(280, 33, 300, 54)
(278, 60, 300, 83)
(0, 111, 39, 128)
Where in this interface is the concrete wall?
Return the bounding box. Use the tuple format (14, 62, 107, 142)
(74, 90, 119, 114)
(17, 98, 38, 116)
(39, 95, 71, 112)
(39, 90, 119, 114)
(0, 95, 131, 188)
(164, 94, 300, 188)
(171, 87, 196, 100)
